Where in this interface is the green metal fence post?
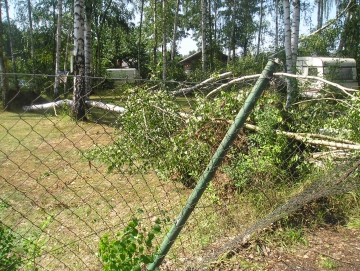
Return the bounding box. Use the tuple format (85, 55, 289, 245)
(148, 59, 279, 270)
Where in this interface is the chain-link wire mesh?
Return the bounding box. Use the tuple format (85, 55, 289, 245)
(1, 71, 360, 270)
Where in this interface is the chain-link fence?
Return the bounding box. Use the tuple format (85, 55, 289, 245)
(1, 69, 360, 270)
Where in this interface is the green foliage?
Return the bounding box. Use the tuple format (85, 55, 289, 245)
(223, 94, 311, 199)
(23, 216, 52, 271)
(83, 88, 185, 174)
(0, 223, 22, 271)
(99, 214, 164, 271)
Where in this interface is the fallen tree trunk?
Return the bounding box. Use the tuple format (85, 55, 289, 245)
(171, 72, 232, 96)
(23, 99, 125, 113)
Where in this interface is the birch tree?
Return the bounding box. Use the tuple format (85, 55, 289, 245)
(27, 0, 35, 73)
(256, 0, 264, 56)
(4, 0, 18, 91)
(275, 0, 279, 50)
(85, 0, 93, 96)
(153, 0, 158, 75)
(283, 0, 301, 108)
(72, 0, 86, 120)
(171, 0, 180, 61)
(138, 0, 145, 74)
(54, 0, 63, 101)
(162, 0, 167, 81)
(201, 0, 207, 72)
(0, 2, 9, 107)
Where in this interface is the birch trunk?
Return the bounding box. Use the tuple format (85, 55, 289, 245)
(291, 0, 300, 65)
(201, 0, 207, 72)
(208, 0, 213, 71)
(4, 0, 18, 91)
(171, 0, 180, 61)
(85, 1, 92, 97)
(231, 0, 236, 60)
(72, 0, 86, 120)
(162, 0, 167, 82)
(283, 0, 293, 108)
(317, 0, 323, 29)
(0, 2, 9, 107)
(27, 0, 34, 73)
(138, 0, 144, 74)
(336, 6, 351, 54)
(153, 0, 158, 75)
(54, 0, 63, 101)
(256, 0, 263, 56)
(275, 0, 279, 50)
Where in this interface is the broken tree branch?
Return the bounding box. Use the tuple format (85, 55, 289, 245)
(273, 72, 359, 99)
(244, 123, 360, 151)
(171, 72, 233, 96)
(206, 74, 261, 98)
(205, 72, 358, 99)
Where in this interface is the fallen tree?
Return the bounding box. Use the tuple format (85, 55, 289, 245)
(23, 99, 125, 114)
(206, 72, 359, 98)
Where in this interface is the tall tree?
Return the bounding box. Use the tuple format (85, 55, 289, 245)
(0, 1, 9, 107)
(162, 0, 167, 81)
(27, 0, 35, 73)
(201, 0, 206, 72)
(256, 0, 264, 55)
(54, 0, 63, 101)
(275, 0, 279, 50)
(85, 0, 93, 96)
(4, 0, 18, 90)
(138, 0, 145, 74)
(72, 0, 86, 120)
(283, 0, 301, 108)
(171, 0, 180, 61)
(153, 0, 158, 75)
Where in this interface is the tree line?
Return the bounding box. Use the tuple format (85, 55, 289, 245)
(0, 0, 359, 116)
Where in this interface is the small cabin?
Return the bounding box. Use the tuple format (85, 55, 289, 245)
(296, 57, 358, 90)
(179, 50, 228, 73)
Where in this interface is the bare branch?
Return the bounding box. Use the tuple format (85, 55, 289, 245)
(244, 123, 360, 150)
(206, 74, 261, 98)
(171, 72, 233, 96)
(273, 72, 359, 99)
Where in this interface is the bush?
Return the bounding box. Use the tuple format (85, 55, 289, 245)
(99, 214, 164, 271)
(0, 223, 22, 271)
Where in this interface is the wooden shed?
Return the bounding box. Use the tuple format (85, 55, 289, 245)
(179, 50, 228, 73)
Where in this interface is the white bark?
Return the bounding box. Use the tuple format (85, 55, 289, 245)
(201, 0, 207, 72)
(138, 0, 144, 74)
(291, 0, 300, 65)
(256, 0, 263, 56)
(23, 100, 125, 114)
(73, 0, 86, 120)
(244, 123, 360, 151)
(206, 74, 261, 98)
(85, 2, 92, 97)
(171, 72, 233, 96)
(283, 0, 292, 107)
(4, 0, 18, 90)
(27, 0, 34, 71)
(205, 72, 358, 99)
(275, 0, 279, 50)
(171, 0, 180, 61)
(162, 0, 167, 82)
(54, 0, 63, 101)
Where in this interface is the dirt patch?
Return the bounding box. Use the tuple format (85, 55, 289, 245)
(210, 226, 360, 270)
